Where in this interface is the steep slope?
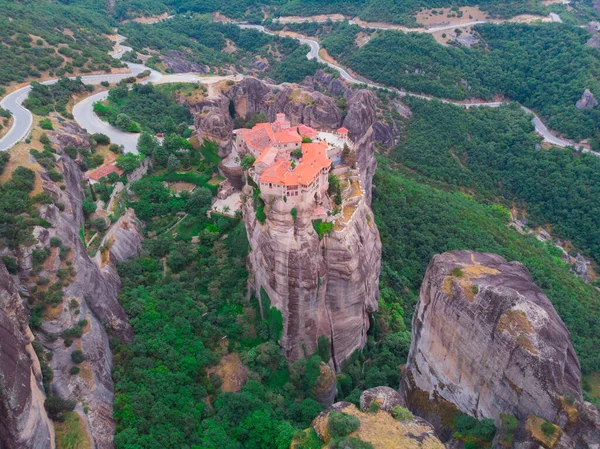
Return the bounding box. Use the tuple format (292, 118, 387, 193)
(243, 191, 381, 370)
(403, 250, 600, 447)
(0, 121, 141, 449)
(0, 262, 54, 449)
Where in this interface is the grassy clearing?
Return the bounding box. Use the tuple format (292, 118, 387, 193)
(55, 411, 92, 449)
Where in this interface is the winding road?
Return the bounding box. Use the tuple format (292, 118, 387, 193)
(0, 37, 160, 151)
(0, 20, 588, 154)
(240, 23, 583, 151)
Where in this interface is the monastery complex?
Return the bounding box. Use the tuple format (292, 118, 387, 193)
(233, 113, 351, 205)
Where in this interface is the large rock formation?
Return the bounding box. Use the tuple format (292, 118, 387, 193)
(225, 77, 384, 369)
(8, 125, 142, 449)
(0, 263, 54, 449)
(575, 88, 598, 110)
(360, 386, 405, 413)
(191, 96, 233, 157)
(226, 77, 274, 119)
(342, 90, 377, 143)
(160, 50, 209, 74)
(243, 191, 381, 370)
(403, 250, 600, 447)
(271, 86, 343, 130)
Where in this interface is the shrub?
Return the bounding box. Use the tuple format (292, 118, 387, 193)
(330, 437, 373, 449)
(291, 207, 297, 221)
(367, 402, 380, 413)
(39, 118, 53, 130)
(71, 350, 85, 364)
(39, 133, 51, 145)
(1, 256, 18, 274)
(541, 422, 556, 436)
(35, 276, 50, 286)
(312, 220, 333, 239)
(109, 143, 122, 154)
(292, 148, 303, 158)
(69, 366, 80, 375)
(101, 81, 109, 87)
(44, 396, 75, 421)
(256, 203, 266, 224)
(241, 154, 256, 170)
(92, 133, 110, 145)
(392, 406, 413, 421)
(328, 411, 360, 438)
(50, 237, 62, 247)
(316, 335, 331, 363)
(451, 267, 464, 277)
(498, 414, 519, 446)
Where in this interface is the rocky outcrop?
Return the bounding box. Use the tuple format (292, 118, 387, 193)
(360, 386, 405, 413)
(48, 121, 91, 150)
(371, 121, 394, 147)
(303, 69, 349, 98)
(271, 86, 343, 130)
(575, 89, 598, 110)
(354, 126, 377, 206)
(191, 96, 233, 157)
(342, 90, 377, 143)
(19, 141, 141, 449)
(586, 34, 600, 49)
(313, 363, 337, 407)
(160, 50, 209, 74)
(243, 190, 381, 370)
(0, 263, 55, 449)
(226, 77, 274, 119)
(403, 250, 600, 447)
(302, 402, 445, 449)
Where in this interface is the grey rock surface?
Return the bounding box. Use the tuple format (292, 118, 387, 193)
(343, 90, 377, 143)
(160, 50, 209, 74)
(30, 150, 141, 449)
(586, 34, 600, 49)
(0, 263, 55, 449)
(403, 251, 600, 447)
(576, 89, 598, 110)
(243, 191, 381, 370)
(191, 96, 233, 157)
(360, 386, 406, 412)
(271, 85, 343, 130)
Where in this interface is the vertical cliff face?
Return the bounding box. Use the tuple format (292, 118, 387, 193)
(402, 251, 600, 447)
(32, 153, 140, 449)
(0, 263, 55, 449)
(2, 119, 142, 449)
(243, 192, 381, 370)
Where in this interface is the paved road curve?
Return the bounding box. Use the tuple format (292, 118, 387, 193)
(0, 37, 160, 151)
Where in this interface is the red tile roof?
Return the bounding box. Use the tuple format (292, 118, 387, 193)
(274, 130, 302, 144)
(337, 127, 349, 134)
(86, 164, 124, 181)
(238, 123, 275, 153)
(296, 124, 318, 139)
(259, 141, 331, 187)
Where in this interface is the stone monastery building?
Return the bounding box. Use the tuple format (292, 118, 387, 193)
(234, 114, 347, 204)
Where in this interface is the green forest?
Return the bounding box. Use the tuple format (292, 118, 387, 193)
(389, 98, 600, 265)
(372, 160, 600, 377)
(109, 0, 556, 26)
(119, 15, 323, 83)
(95, 83, 193, 135)
(0, 0, 123, 89)
(284, 21, 600, 141)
